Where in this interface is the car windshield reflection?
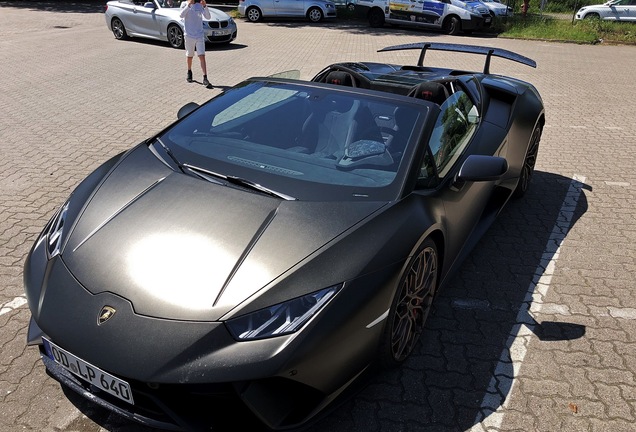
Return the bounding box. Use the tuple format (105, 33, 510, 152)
(160, 80, 429, 201)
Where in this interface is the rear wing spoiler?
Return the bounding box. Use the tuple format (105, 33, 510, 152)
(378, 42, 536, 74)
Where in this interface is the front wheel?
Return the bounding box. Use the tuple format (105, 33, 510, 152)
(513, 124, 542, 199)
(167, 24, 184, 49)
(443, 16, 461, 35)
(585, 12, 601, 20)
(246, 6, 262, 22)
(307, 7, 323, 23)
(111, 18, 128, 40)
(368, 8, 385, 28)
(378, 238, 439, 368)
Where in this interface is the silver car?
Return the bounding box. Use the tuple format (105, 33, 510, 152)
(105, 0, 237, 49)
(576, 0, 636, 21)
(238, 0, 337, 22)
(480, 0, 512, 17)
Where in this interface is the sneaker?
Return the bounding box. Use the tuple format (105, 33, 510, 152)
(187, 70, 193, 83)
(202, 76, 210, 87)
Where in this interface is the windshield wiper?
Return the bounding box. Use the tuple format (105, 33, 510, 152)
(183, 163, 297, 201)
(150, 138, 183, 172)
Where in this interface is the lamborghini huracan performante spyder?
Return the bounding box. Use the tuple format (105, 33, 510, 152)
(25, 43, 544, 431)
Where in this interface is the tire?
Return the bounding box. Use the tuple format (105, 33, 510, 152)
(307, 7, 323, 23)
(585, 13, 601, 20)
(378, 238, 439, 368)
(512, 124, 542, 199)
(167, 24, 184, 49)
(111, 17, 128, 40)
(443, 16, 461, 35)
(246, 6, 262, 22)
(368, 8, 385, 28)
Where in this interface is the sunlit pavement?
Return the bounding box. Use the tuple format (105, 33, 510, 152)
(1, 2, 635, 431)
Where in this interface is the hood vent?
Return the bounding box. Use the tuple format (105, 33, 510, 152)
(46, 202, 69, 258)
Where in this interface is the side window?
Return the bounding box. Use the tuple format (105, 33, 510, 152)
(425, 90, 479, 178)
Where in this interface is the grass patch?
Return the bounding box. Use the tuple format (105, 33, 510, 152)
(493, 14, 636, 44)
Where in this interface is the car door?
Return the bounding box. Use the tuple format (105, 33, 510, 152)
(422, 0, 449, 28)
(274, 0, 305, 16)
(615, 0, 636, 21)
(627, 0, 636, 21)
(131, 1, 163, 38)
(256, 0, 278, 15)
(418, 87, 495, 268)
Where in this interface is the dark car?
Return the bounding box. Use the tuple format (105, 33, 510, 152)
(24, 42, 544, 431)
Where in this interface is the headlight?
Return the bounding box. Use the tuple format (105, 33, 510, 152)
(226, 285, 340, 341)
(228, 17, 235, 25)
(326, 4, 335, 9)
(43, 201, 70, 258)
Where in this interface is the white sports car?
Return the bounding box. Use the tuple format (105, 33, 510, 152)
(105, 0, 237, 48)
(576, 0, 636, 21)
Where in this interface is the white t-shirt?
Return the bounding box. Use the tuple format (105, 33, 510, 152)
(179, 3, 211, 39)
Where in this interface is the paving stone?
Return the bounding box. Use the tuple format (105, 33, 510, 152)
(1, 2, 635, 432)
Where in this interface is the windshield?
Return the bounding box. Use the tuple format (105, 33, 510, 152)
(157, 80, 430, 201)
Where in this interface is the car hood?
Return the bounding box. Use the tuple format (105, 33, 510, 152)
(61, 145, 386, 321)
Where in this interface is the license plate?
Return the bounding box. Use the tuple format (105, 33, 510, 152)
(485, 17, 492, 23)
(211, 30, 230, 36)
(42, 337, 134, 405)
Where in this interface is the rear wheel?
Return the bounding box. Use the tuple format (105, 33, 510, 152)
(246, 6, 262, 22)
(307, 7, 323, 22)
(111, 18, 128, 40)
(378, 238, 438, 368)
(513, 124, 542, 199)
(368, 8, 385, 28)
(443, 16, 461, 35)
(167, 24, 184, 49)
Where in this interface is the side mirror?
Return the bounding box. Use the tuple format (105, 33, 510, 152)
(177, 102, 199, 119)
(143, 2, 156, 8)
(457, 155, 508, 182)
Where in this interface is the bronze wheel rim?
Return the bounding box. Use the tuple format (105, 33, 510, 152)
(390, 245, 437, 362)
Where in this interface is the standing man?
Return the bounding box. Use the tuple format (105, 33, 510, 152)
(180, 0, 211, 87)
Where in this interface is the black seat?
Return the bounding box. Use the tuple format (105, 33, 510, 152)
(389, 107, 418, 158)
(407, 82, 449, 105)
(325, 71, 357, 87)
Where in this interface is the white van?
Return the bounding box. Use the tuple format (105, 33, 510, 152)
(355, 0, 491, 35)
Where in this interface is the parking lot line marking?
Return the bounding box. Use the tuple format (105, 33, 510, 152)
(605, 181, 630, 187)
(0, 296, 27, 316)
(469, 174, 586, 432)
